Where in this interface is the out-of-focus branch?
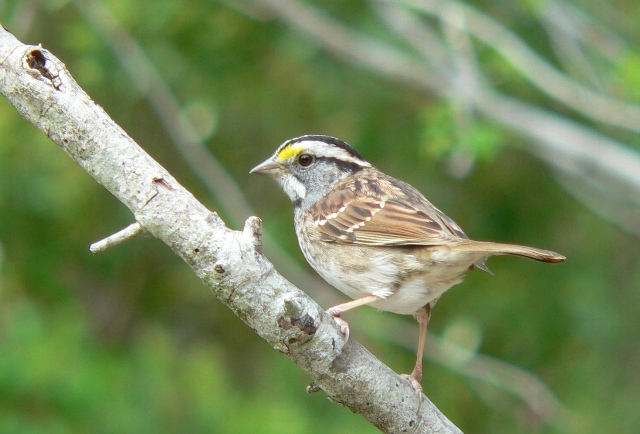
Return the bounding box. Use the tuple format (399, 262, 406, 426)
(401, 0, 640, 134)
(539, 1, 606, 90)
(0, 27, 462, 434)
(540, 0, 629, 63)
(249, 0, 447, 92)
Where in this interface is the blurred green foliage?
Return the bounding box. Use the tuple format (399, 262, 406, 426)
(1, 0, 639, 433)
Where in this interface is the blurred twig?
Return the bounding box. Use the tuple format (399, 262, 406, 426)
(539, 0, 628, 63)
(539, 1, 607, 90)
(402, 0, 640, 134)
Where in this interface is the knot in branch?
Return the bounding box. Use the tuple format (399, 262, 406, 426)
(277, 297, 318, 349)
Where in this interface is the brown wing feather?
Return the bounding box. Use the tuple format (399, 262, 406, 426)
(311, 174, 467, 246)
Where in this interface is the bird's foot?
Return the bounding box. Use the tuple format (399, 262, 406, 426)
(400, 372, 425, 429)
(401, 373, 424, 397)
(326, 307, 350, 341)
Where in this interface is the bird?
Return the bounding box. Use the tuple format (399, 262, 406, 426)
(250, 134, 565, 389)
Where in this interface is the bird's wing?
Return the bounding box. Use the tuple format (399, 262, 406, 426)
(310, 179, 467, 246)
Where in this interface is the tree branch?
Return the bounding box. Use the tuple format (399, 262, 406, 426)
(0, 25, 462, 433)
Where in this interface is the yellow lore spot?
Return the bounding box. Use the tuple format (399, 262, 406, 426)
(277, 143, 304, 161)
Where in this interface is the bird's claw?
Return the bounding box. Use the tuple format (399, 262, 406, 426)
(400, 373, 425, 418)
(333, 316, 350, 341)
(326, 308, 350, 341)
(401, 373, 424, 397)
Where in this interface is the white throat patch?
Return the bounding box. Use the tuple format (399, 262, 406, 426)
(279, 173, 306, 201)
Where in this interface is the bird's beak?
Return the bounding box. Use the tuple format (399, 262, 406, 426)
(250, 157, 282, 178)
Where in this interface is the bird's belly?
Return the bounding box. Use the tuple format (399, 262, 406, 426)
(306, 246, 399, 301)
(370, 276, 462, 314)
(299, 241, 469, 315)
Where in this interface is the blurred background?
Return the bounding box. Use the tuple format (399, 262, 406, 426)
(1, 0, 639, 432)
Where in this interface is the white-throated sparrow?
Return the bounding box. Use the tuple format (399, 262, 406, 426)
(250, 135, 564, 387)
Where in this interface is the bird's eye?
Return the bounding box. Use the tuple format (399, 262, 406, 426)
(298, 154, 314, 167)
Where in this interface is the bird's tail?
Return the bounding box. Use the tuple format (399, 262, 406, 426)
(456, 241, 566, 263)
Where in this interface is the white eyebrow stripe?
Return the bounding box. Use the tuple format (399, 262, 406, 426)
(293, 140, 372, 167)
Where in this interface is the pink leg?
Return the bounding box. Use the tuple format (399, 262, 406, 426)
(411, 304, 431, 384)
